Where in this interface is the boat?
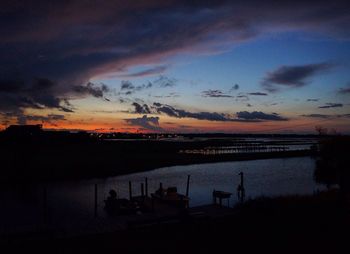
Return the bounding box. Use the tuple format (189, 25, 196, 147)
(151, 185, 189, 208)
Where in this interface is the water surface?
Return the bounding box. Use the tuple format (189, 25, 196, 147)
(0, 157, 324, 234)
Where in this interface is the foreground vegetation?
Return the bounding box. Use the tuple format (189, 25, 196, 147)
(1, 189, 347, 254)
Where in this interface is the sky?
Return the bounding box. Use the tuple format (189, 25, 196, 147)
(1, 0, 350, 134)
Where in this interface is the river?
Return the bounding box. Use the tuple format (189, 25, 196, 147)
(0, 156, 324, 235)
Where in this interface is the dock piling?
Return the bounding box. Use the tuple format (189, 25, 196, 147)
(186, 175, 191, 197)
(237, 172, 245, 203)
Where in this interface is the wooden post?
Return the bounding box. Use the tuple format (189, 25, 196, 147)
(129, 181, 132, 200)
(141, 183, 144, 197)
(240, 172, 244, 187)
(145, 177, 148, 197)
(94, 184, 98, 218)
(186, 175, 190, 197)
(238, 172, 245, 203)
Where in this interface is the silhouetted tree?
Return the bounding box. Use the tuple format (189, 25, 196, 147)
(314, 136, 350, 206)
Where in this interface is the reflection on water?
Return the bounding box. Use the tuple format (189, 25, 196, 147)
(0, 157, 324, 234)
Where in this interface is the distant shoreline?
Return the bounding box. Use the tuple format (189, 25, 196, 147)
(100, 149, 316, 179)
(0, 145, 316, 183)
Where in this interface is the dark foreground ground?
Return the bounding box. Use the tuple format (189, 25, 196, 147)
(1, 190, 348, 254)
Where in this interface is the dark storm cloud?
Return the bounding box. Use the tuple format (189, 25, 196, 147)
(201, 90, 233, 98)
(0, 78, 73, 113)
(125, 115, 163, 132)
(1, 0, 350, 117)
(236, 111, 288, 121)
(262, 63, 334, 92)
(318, 103, 343, 108)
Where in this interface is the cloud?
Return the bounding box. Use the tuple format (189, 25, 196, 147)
(236, 94, 249, 101)
(302, 114, 350, 119)
(150, 102, 287, 122)
(248, 92, 268, 96)
(262, 62, 334, 92)
(307, 98, 319, 102)
(1, 0, 350, 118)
(1, 111, 66, 125)
(119, 80, 152, 95)
(119, 76, 175, 95)
(153, 76, 177, 88)
(338, 84, 350, 94)
(120, 66, 167, 78)
(236, 111, 288, 121)
(73, 82, 109, 98)
(17, 114, 66, 125)
(0, 78, 73, 114)
(153, 92, 180, 98)
(132, 102, 151, 114)
(201, 90, 233, 98)
(125, 115, 163, 132)
(153, 102, 232, 121)
(301, 114, 331, 119)
(318, 103, 343, 109)
(120, 81, 135, 90)
(230, 84, 240, 92)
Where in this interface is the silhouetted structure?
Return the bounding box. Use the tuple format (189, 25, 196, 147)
(213, 190, 232, 207)
(237, 172, 245, 203)
(5, 124, 43, 136)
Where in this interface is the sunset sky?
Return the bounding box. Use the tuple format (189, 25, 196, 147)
(1, 0, 350, 133)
